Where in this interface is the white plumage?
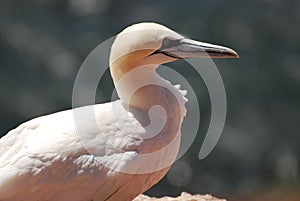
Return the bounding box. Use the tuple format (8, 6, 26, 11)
(0, 22, 238, 201)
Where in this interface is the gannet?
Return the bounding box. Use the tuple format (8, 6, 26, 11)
(0, 22, 238, 201)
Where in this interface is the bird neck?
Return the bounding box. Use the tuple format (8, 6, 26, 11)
(111, 63, 160, 109)
(110, 63, 186, 114)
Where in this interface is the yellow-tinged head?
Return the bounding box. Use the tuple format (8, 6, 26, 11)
(109, 22, 238, 82)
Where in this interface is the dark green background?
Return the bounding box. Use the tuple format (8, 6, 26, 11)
(1, 0, 299, 200)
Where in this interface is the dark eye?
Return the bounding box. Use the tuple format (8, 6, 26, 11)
(161, 38, 181, 49)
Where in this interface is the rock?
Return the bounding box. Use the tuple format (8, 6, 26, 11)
(133, 192, 226, 201)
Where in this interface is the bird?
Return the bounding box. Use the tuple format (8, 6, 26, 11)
(0, 22, 238, 201)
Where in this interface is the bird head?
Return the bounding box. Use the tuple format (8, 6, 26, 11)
(109, 22, 238, 81)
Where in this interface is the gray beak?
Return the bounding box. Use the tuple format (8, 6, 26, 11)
(157, 38, 239, 59)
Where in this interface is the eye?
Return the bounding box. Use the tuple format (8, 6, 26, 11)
(161, 38, 181, 49)
(147, 37, 183, 60)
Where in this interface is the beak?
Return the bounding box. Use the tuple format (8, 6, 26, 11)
(158, 38, 239, 59)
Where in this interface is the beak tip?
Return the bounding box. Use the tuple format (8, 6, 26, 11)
(232, 52, 240, 59)
(233, 51, 239, 59)
(227, 48, 239, 59)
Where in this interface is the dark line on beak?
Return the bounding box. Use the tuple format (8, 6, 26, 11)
(149, 50, 182, 59)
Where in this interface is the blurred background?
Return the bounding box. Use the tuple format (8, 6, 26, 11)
(1, 0, 300, 200)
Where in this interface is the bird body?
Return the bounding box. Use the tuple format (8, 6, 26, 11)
(0, 99, 182, 201)
(0, 22, 238, 201)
